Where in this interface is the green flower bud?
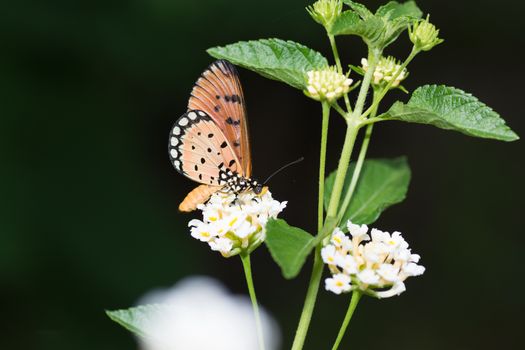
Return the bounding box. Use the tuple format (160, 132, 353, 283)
(409, 15, 444, 52)
(306, 0, 342, 29)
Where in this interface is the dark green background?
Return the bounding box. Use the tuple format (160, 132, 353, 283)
(1, 0, 524, 349)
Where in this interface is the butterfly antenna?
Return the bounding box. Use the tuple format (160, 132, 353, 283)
(263, 157, 304, 185)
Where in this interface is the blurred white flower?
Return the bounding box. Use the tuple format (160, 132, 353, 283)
(137, 276, 280, 350)
(188, 190, 286, 257)
(361, 56, 408, 88)
(325, 273, 352, 295)
(323, 220, 425, 298)
(305, 66, 353, 102)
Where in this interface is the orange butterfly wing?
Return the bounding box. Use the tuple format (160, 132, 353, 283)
(169, 110, 242, 185)
(188, 60, 252, 177)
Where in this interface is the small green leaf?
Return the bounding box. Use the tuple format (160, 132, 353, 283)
(343, 0, 373, 18)
(265, 218, 316, 279)
(207, 39, 328, 90)
(381, 85, 519, 141)
(376, 1, 423, 20)
(332, 1, 420, 49)
(324, 157, 411, 225)
(330, 10, 385, 44)
(107, 304, 165, 338)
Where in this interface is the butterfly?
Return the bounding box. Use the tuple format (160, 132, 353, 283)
(168, 60, 264, 212)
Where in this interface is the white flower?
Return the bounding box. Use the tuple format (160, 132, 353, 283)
(336, 254, 358, 274)
(136, 276, 280, 350)
(209, 237, 234, 254)
(321, 245, 338, 265)
(403, 262, 426, 277)
(361, 56, 408, 88)
(305, 66, 353, 102)
(188, 190, 286, 257)
(325, 273, 352, 295)
(322, 220, 425, 298)
(375, 281, 407, 299)
(347, 222, 369, 242)
(377, 264, 400, 283)
(357, 268, 380, 285)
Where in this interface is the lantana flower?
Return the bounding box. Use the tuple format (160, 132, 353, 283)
(188, 190, 286, 257)
(361, 56, 408, 88)
(322, 221, 425, 298)
(305, 66, 353, 102)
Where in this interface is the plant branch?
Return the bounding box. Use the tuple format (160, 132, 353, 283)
(318, 102, 330, 232)
(328, 34, 352, 113)
(241, 253, 265, 350)
(331, 291, 362, 350)
(290, 246, 324, 350)
(326, 49, 379, 218)
(336, 89, 380, 223)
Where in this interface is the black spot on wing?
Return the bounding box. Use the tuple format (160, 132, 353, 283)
(228, 159, 236, 167)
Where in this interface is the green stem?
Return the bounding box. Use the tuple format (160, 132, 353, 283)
(326, 50, 379, 218)
(240, 253, 265, 350)
(331, 291, 362, 350)
(336, 123, 373, 224)
(330, 102, 347, 119)
(291, 102, 331, 350)
(361, 47, 419, 119)
(290, 246, 324, 350)
(318, 102, 330, 232)
(326, 123, 359, 218)
(328, 34, 352, 113)
(336, 89, 380, 223)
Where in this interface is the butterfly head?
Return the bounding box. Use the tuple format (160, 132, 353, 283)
(252, 181, 264, 195)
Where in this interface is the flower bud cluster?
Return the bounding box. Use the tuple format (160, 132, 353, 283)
(189, 190, 286, 257)
(361, 56, 407, 88)
(306, 0, 342, 29)
(409, 15, 444, 51)
(305, 67, 353, 102)
(322, 220, 425, 298)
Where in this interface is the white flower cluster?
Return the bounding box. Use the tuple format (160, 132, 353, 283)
(188, 190, 286, 257)
(322, 220, 425, 298)
(361, 56, 408, 88)
(305, 67, 353, 102)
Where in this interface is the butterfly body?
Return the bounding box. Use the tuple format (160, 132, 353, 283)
(169, 60, 260, 211)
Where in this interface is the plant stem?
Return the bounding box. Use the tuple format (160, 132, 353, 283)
(326, 124, 359, 218)
(240, 253, 265, 350)
(331, 291, 362, 350)
(336, 89, 380, 223)
(291, 246, 324, 350)
(336, 123, 373, 223)
(318, 103, 330, 232)
(328, 34, 352, 112)
(326, 50, 379, 218)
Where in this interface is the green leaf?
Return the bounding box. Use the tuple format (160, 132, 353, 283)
(207, 39, 328, 90)
(343, 0, 373, 18)
(265, 218, 316, 279)
(334, 1, 421, 49)
(324, 157, 411, 225)
(376, 1, 423, 20)
(330, 10, 385, 44)
(381, 85, 519, 141)
(106, 304, 166, 338)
